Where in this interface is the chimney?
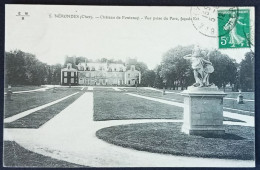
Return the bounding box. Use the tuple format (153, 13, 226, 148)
(131, 65, 135, 71)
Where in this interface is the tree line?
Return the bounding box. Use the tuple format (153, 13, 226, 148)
(4, 51, 148, 87)
(141, 45, 254, 92)
(5, 50, 62, 86)
(5, 46, 254, 92)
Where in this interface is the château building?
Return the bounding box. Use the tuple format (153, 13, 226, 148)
(60, 63, 78, 86)
(61, 62, 141, 86)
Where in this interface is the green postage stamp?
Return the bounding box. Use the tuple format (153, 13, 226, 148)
(218, 9, 250, 49)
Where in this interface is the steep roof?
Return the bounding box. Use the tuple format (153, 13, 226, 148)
(77, 62, 126, 71)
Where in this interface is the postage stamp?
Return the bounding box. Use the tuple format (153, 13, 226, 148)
(190, 7, 238, 38)
(218, 9, 250, 49)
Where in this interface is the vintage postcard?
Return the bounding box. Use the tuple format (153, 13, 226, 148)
(4, 5, 255, 167)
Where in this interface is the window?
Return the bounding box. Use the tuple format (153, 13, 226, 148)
(71, 78, 74, 83)
(71, 72, 74, 77)
(114, 68, 117, 71)
(64, 78, 67, 83)
(128, 80, 130, 85)
(128, 73, 130, 78)
(64, 72, 67, 76)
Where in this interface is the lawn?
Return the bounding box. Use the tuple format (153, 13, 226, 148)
(225, 92, 255, 100)
(120, 88, 142, 92)
(148, 88, 254, 100)
(161, 88, 254, 100)
(132, 88, 254, 115)
(4, 85, 44, 92)
(93, 90, 243, 122)
(4, 87, 81, 118)
(96, 122, 254, 160)
(4, 91, 84, 128)
(94, 87, 116, 92)
(223, 100, 254, 115)
(3, 141, 84, 167)
(137, 90, 184, 103)
(93, 90, 183, 121)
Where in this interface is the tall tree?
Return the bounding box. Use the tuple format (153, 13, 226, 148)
(160, 45, 194, 90)
(208, 50, 237, 90)
(75, 56, 88, 65)
(141, 70, 156, 87)
(159, 45, 237, 90)
(64, 56, 76, 68)
(5, 50, 61, 86)
(154, 65, 164, 89)
(126, 60, 148, 74)
(239, 52, 254, 91)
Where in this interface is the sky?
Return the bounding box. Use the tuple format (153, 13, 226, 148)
(5, 5, 255, 69)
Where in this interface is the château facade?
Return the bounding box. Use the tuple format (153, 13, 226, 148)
(61, 62, 141, 86)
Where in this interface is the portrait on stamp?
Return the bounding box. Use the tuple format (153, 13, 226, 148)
(218, 9, 250, 48)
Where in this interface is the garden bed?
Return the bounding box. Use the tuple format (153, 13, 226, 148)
(96, 122, 254, 160)
(5, 92, 84, 128)
(94, 91, 183, 121)
(3, 141, 84, 167)
(4, 87, 81, 118)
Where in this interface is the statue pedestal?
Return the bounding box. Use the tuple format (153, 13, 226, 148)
(181, 85, 226, 135)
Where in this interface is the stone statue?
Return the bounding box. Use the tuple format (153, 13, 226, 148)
(184, 46, 214, 87)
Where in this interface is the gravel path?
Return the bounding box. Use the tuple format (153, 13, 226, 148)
(4, 92, 254, 167)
